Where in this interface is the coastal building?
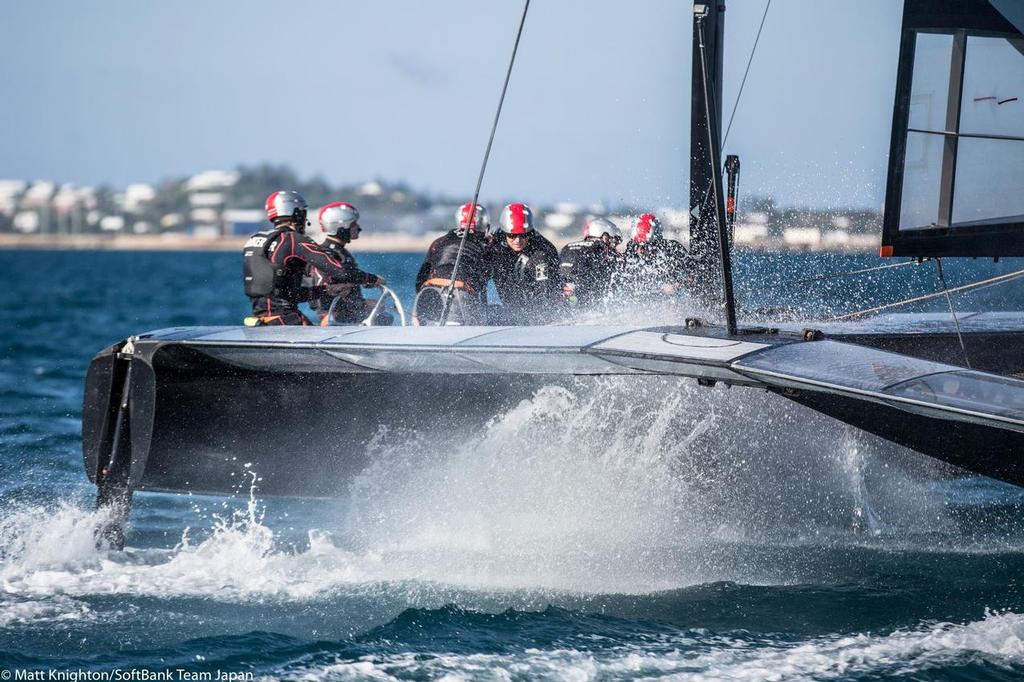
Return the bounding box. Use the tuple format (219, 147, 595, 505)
(223, 209, 267, 236)
(0, 167, 886, 252)
(0, 180, 27, 216)
(123, 184, 156, 213)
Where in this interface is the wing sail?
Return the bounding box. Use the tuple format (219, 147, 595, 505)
(881, 0, 1024, 257)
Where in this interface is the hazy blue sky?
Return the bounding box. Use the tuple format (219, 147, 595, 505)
(0, 1, 903, 209)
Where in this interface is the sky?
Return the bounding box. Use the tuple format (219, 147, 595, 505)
(0, 1, 904, 209)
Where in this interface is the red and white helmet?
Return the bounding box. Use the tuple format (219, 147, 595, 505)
(583, 217, 622, 242)
(631, 213, 663, 243)
(265, 190, 308, 224)
(319, 202, 360, 233)
(456, 202, 490, 233)
(498, 203, 535, 235)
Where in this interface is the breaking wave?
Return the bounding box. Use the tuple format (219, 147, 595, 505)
(266, 607, 1024, 681)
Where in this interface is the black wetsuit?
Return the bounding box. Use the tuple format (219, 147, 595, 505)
(558, 238, 620, 306)
(490, 233, 562, 324)
(617, 238, 691, 298)
(244, 228, 374, 325)
(415, 229, 491, 297)
(309, 235, 380, 324)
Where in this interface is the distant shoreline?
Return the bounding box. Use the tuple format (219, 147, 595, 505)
(0, 232, 441, 253)
(0, 232, 878, 253)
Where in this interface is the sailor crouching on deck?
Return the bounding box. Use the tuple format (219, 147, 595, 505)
(489, 202, 563, 325)
(616, 213, 691, 299)
(308, 202, 388, 325)
(559, 217, 623, 308)
(412, 202, 491, 325)
(242, 191, 383, 326)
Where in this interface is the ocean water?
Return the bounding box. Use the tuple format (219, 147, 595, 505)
(4, 248, 1024, 681)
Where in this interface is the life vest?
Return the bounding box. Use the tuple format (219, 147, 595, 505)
(512, 250, 550, 283)
(560, 239, 601, 269)
(560, 239, 607, 281)
(437, 232, 486, 271)
(242, 229, 283, 298)
(317, 238, 366, 313)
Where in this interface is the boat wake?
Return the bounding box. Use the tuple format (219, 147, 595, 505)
(0, 376, 1009, 614)
(267, 606, 1024, 681)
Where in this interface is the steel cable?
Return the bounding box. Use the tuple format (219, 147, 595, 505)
(830, 266, 1024, 321)
(439, 0, 530, 325)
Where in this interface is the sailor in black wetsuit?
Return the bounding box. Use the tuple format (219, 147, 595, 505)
(413, 202, 491, 325)
(617, 213, 691, 299)
(242, 191, 383, 326)
(308, 202, 386, 325)
(558, 217, 623, 307)
(490, 202, 563, 325)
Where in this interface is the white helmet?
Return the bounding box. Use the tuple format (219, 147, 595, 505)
(265, 191, 309, 227)
(318, 202, 360, 233)
(498, 203, 535, 235)
(456, 202, 490, 233)
(631, 213, 663, 243)
(583, 217, 622, 242)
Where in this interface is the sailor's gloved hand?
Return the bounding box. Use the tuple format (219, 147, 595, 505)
(370, 274, 387, 288)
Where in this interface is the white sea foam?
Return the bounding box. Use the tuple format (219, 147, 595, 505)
(0, 501, 113, 569)
(678, 611, 1024, 680)
(338, 376, 954, 591)
(269, 611, 1024, 681)
(0, 596, 95, 628)
(0, 375, 973, 608)
(0, 497, 353, 603)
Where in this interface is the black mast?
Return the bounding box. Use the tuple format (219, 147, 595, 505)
(694, 4, 738, 335)
(689, 2, 725, 274)
(691, 2, 738, 335)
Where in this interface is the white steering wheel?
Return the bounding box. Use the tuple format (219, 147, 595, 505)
(326, 285, 407, 327)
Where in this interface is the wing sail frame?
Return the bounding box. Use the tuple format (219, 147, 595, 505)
(881, 0, 1024, 257)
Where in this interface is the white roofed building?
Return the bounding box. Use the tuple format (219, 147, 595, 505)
(0, 181, 27, 220)
(185, 170, 239, 192)
(123, 184, 156, 214)
(22, 181, 55, 208)
(357, 181, 384, 197)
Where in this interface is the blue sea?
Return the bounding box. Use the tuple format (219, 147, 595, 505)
(4, 248, 1024, 681)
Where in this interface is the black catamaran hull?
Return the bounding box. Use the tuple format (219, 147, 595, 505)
(83, 320, 1024, 511)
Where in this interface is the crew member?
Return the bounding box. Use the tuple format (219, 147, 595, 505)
(558, 217, 623, 307)
(617, 213, 690, 298)
(490, 202, 562, 324)
(415, 202, 492, 296)
(242, 191, 383, 326)
(412, 202, 492, 325)
(308, 201, 387, 325)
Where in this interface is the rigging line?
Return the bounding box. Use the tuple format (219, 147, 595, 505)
(786, 258, 923, 286)
(723, 0, 771, 146)
(935, 258, 972, 368)
(695, 0, 770, 232)
(829, 266, 1024, 321)
(439, 0, 530, 326)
